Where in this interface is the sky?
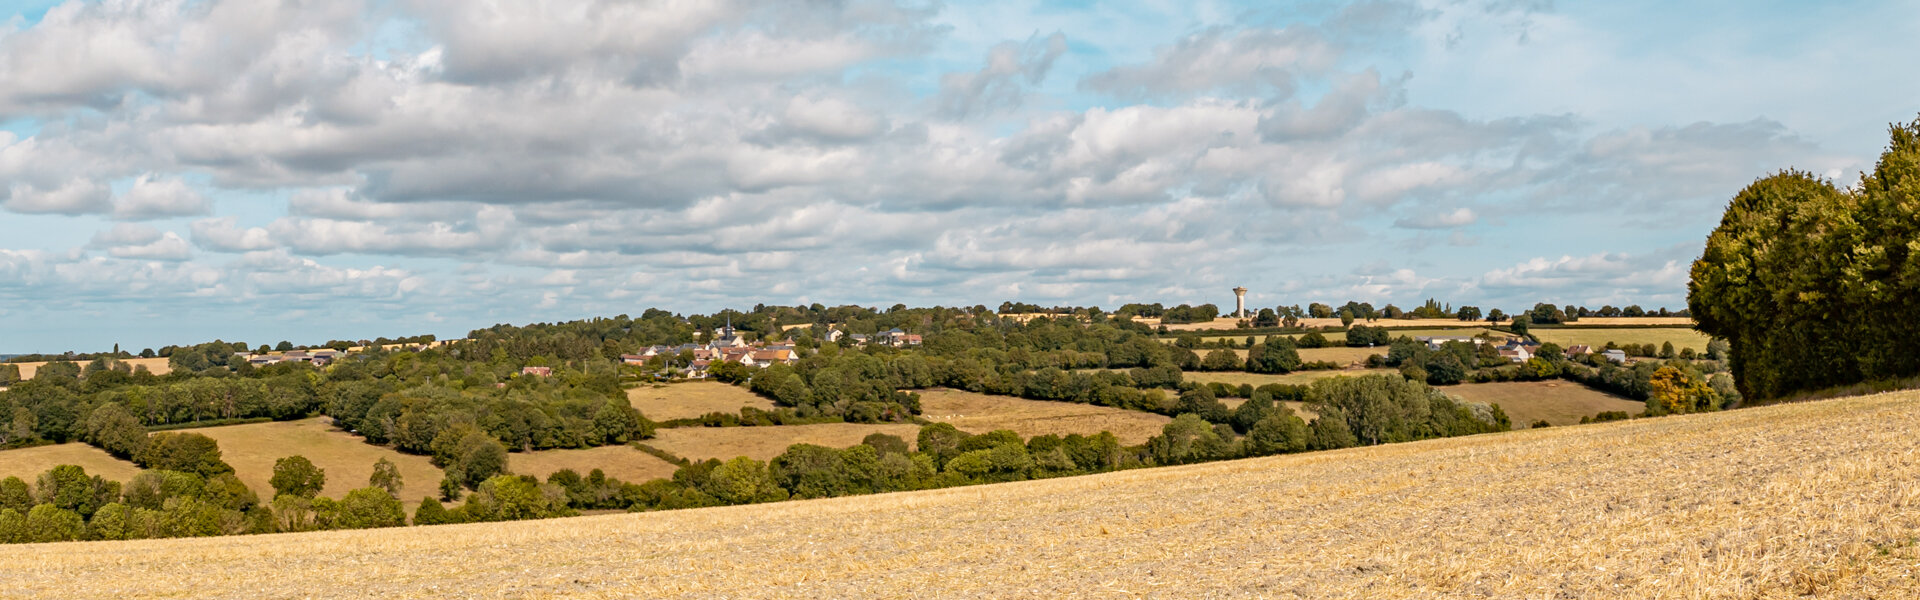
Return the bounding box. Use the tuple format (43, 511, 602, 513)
(0, 0, 1916, 353)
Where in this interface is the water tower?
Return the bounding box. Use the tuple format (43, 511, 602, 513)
(1232, 287, 1248, 318)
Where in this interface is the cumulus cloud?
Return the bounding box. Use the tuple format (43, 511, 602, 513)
(936, 32, 1067, 118)
(4, 178, 112, 215)
(1080, 26, 1336, 101)
(113, 175, 213, 220)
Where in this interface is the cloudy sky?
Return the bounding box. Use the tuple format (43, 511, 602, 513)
(1, 0, 1915, 352)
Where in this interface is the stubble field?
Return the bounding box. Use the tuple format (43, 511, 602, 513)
(8, 390, 1917, 598)
(644, 423, 925, 461)
(174, 418, 444, 503)
(508, 445, 680, 484)
(8, 357, 173, 380)
(916, 389, 1170, 444)
(0, 443, 140, 484)
(626, 382, 777, 421)
(1531, 327, 1713, 353)
(1440, 380, 1646, 428)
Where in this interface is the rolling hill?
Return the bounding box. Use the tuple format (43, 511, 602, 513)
(5, 390, 1918, 598)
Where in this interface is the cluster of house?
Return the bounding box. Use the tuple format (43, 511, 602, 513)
(823, 327, 922, 348)
(1414, 337, 1629, 364)
(234, 349, 345, 367)
(618, 325, 800, 379)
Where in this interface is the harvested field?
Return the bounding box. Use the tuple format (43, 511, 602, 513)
(15, 390, 1920, 598)
(1440, 380, 1645, 428)
(174, 419, 443, 503)
(1216, 398, 1318, 418)
(1182, 368, 1398, 388)
(1532, 327, 1713, 354)
(0, 443, 141, 484)
(1297, 346, 1383, 365)
(626, 382, 776, 421)
(1564, 317, 1695, 326)
(509, 445, 680, 484)
(10, 357, 172, 380)
(917, 389, 1170, 445)
(646, 423, 924, 462)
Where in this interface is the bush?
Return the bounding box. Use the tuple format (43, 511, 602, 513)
(136, 433, 233, 478)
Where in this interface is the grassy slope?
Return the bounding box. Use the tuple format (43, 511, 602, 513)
(917, 389, 1170, 445)
(1441, 380, 1645, 427)
(625, 381, 776, 421)
(175, 419, 444, 504)
(0, 443, 140, 484)
(8, 391, 1920, 599)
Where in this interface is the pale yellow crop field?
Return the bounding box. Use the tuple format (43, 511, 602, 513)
(1182, 368, 1399, 388)
(1441, 380, 1645, 428)
(645, 423, 925, 462)
(0, 443, 141, 485)
(10, 357, 173, 380)
(917, 389, 1170, 445)
(626, 382, 777, 421)
(508, 445, 681, 485)
(174, 418, 444, 503)
(1531, 327, 1713, 353)
(10, 390, 1918, 598)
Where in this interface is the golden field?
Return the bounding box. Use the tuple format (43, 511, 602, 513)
(916, 389, 1170, 445)
(0, 443, 140, 484)
(626, 382, 776, 421)
(508, 445, 680, 485)
(9, 357, 172, 380)
(174, 419, 444, 503)
(1440, 380, 1645, 428)
(1182, 368, 1400, 388)
(7, 390, 1917, 598)
(645, 423, 925, 462)
(1531, 327, 1713, 353)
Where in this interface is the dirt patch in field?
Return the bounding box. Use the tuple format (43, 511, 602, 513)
(917, 389, 1170, 445)
(626, 382, 777, 421)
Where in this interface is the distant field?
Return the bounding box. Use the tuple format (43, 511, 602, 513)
(647, 423, 925, 462)
(176, 419, 444, 503)
(11, 357, 173, 380)
(1183, 368, 1400, 388)
(1297, 347, 1382, 365)
(1216, 398, 1319, 419)
(1564, 317, 1694, 327)
(0, 443, 141, 484)
(626, 382, 776, 421)
(508, 445, 680, 484)
(917, 389, 1170, 445)
(1440, 381, 1645, 428)
(1531, 327, 1712, 353)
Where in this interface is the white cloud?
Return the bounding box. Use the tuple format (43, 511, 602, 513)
(190, 217, 278, 252)
(1394, 207, 1477, 229)
(4, 178, 112, 215)
(113, 175, 212, 220)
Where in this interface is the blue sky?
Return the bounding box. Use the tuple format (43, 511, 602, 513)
(0, 0, 1915, 353)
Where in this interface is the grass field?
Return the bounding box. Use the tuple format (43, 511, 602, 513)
(646, 423, 925, 462)
(1297, 346, 1384, 365)
(10, 357, 172, 380)
(508, 445, 680, 484)
(917, 389, 1170, 445)
(1440, 380, 1645, 428)
(15, 390, 1919, 598)
(626, 382, 776, 421)
(1531, 327, 1713, 353)
(0, 443, 141, 484)
(1565, 317, 1694, 326)
(1182, 368, 1399, 388)
(175, 419, 444, 503)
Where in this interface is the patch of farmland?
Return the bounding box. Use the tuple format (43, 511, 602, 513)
(1440, 380, 1644, 428)
(1530, 327, 1713, 354)
(916, 389, 1170, 445)
(1562, 317, 1694, 327)
(1296, 347, 1383, 365)
(10, 357, 173, 380)
(646, 423, 925, 462)
(0, 443, 141, 485)
(509, 445, 680, 484)
(25, 385, 1920, 598)
(626, 382, 776, 421)
(174, 418, 444, 503)
(1182, 368, 1399, 388)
